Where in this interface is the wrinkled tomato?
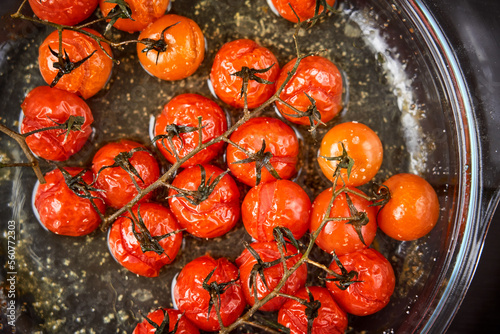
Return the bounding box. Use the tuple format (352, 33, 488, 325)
(29, 0, 99, 26)
(270, 0, 336, 23)
(133, 308, 199, 334)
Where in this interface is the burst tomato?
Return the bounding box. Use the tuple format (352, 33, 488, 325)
(270, 0, 336, 23)
(133, 308, 199, 334)
(29, 0, 99, 25)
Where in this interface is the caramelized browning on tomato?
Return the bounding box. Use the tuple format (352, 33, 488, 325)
(270, 0, 336, 23)
(133, 308, 200, 334)
(29, 0, 99, 26)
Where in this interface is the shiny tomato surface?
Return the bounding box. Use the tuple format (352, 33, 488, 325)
(91, 139, 160, 208)
(236, 241, 308, 312)
(378, 173, 440, 241)
(38, 28, 113, 99)
(210, 39, 279, 109)
(326, 248, 395, 316)
(309, 187, 377, 256)
(226, 117, 299, 186)
(270, 0, 336, 23)
(242, 179, 311, 242)
(34, 168, 105, 236)
(108, 203, 182, 277)
(154, 93, 227, 166)
(173, 255, 246, 332)
(276, 56, 342, 126)
(21, 86, 93, 161)
(133, 308, 199, 334)
(137, 14, 205, 81)
(29, 0, 99, 25)
(277, 286, 348, 334)
(168, 164, 240, 238)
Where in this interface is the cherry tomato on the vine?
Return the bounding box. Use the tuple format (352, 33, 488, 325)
(270, 0, 336, 23)
(133, 308, 200, 334)
(29, 0, 99, 26)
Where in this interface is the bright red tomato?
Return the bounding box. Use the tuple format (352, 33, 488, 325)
(326, 248, 395, 316)
(154, 93, 227, 167)
(210, 39, 279, 109)
(236, 241, 308, 312)
(34, 167, 105, 236)
(318, 121, 383, 186)
(226, 117, 299, 186)
(137, 14, 205, 81)
(20, 86, 93, 161)
(378, 173, 440, 241)
(168, 164, 240, 238)
(276, 56, 342, 126)
(38, 28, 113, 99)
(242, 179, 311, 242)
(173, 255, 246, 332)
(133, 308, 199, 334)
(270, 0, 336, 23)
(278, 286, 348, 334)
(309, 187, 377, 256)
(91, 139, 160, 208)
(29, 0, 99, 25)
(108, 203, 182, 277)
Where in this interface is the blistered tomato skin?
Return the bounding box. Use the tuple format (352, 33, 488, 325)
(21, 86, 93, 161)
(154, 93, 227, 167)
(210, 39, 279, 109)
(133, 308, 200, 334)
(173, 255, 246, 332)
(137, 14, 205, 81)
(226, 117, 299, 186)
(91, 140, 160, 209)
(38, 28, 113, 99)
(242, 179, 311, 242)
(276, 56, 342, 126)
(278, 286, 348, 334)
(378, 173, 440, 241)
(108, 203, 182, 277)
(270, 0, 336, 23)
(29, 0, 99, 26)
(35, 168, 106, 236)
(236, 241, 308, 312)
(309, 187, 378, 256)
(326, 248, 396, 316)
(168, 165, 240, 238)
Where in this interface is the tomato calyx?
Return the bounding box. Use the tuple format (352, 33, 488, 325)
(302, 287, 321, 334)
(369, 184, 391, 208)
(279, 93, 324, 138)
(23, 115, 86, 142)
(344, 192, 370, 245)
(152, 119, 204, 161)
(324, 251, 362, 290)
(231, 63, 276, 101)
(48, 46, 96, 88)
(104, 0, 134, 35)
(319, 142, 354, 181)
(142, 308, 180, 334)
(202, 266, 240, 323)
(140, 22, 181, 65)
(273, 226, 301, 254)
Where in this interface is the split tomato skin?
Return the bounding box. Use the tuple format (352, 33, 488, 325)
(326, 248, 396, 316)
(21, 86, 93, 161)
(210, 39, 279, 109)
(173, 255, 246, 332)
(270, 0, 336, 23)
(154, 93, 227, 167)
(34, 168, 105, 236)
(38, 28, 113, 99)
(29, 0, 99, 26)
(108, 203, 182, 277)
(133, 308, 199, 334)
(276, 56, 342, 126)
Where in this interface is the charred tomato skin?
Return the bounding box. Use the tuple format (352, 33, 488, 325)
(29, 0, 99, 26)
(133, 308, 200, 334)
(270, 0, 336, 23)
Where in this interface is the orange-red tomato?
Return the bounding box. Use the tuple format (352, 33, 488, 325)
(154, 93, 227, 167)
(21, 86, 93, 161)
(242, 179, 311, 242)
(318, 121, 383, 186)
(133, 308, 199, 334)
(276, 56, 342, 126)
(137, 14, 205, 81)
(326, 248, 395, 316)
(309, 187, 377, 256)
(377, 173, 440, 241)
(29, 0, 99, 25)
(270, 0, 336, 23)
(34, 168, 106, 236)
(38, 28, 113, 99)
(99, 0, 170, 33)
(210, 39, 279, 109)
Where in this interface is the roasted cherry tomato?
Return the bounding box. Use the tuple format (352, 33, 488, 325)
(309, 187, 377, 256)
(318, 121, 383, 186)
(20, 86, 93, 161)
(326, 248, 395, 316)
(99, 0, 170, 33)
(210, 39, 279, 109)
(242, 179, 311, 242)
(38, 28, 113, 99)
(277, 286, 348, 334)
(173, 255, 246, 332)
(377, 173, 440, 241)
(133, 308, 199, 334)
(270, 0, 336, 23)
(137, 14, 205, 81)
(34, 167, 105, 236)
(236, 241, 308, 312)
(275, 56, 342, 126)
(108, 203, 182, 277)
(154, 93, 227, 167)
(29, 0, 99, 26)
(226, 117, 299, 186)
(168, 164, 240, 238)
(91, 139, 160, 208)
